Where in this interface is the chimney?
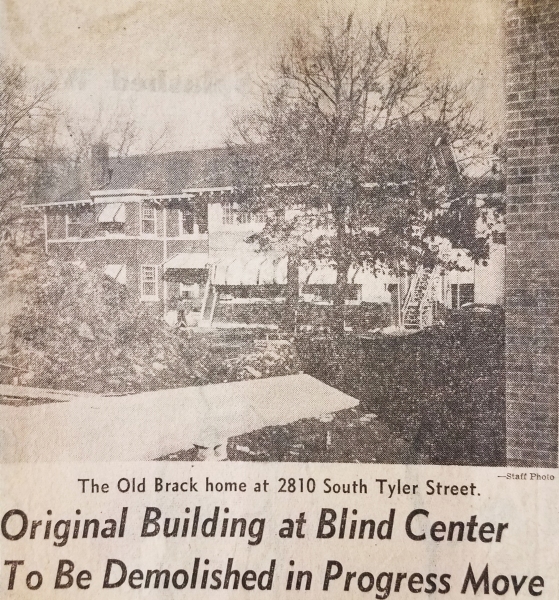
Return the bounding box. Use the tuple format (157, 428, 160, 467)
(90, 142, 110, 189)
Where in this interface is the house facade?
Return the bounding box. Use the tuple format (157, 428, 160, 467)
(28, 143, 504, 329)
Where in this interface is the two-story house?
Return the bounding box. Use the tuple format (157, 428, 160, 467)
(27, 143, 504, 329)
(30, 144, 301, 326)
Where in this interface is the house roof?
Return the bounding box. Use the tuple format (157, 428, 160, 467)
(106, 147, 234, 193)
(29, 141, 498, 207)
(29, 147, 236, 206)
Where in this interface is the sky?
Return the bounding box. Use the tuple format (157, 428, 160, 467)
(0, 0, 505, 153)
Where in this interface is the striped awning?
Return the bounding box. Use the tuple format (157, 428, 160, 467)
(212, 256, 383, 286)
(104, 264, 126, 285)
(213, 255, 288, 285)
(300, 261, 337, 285)
(300, 262, 380, 285)
(98, 203, 125, 223)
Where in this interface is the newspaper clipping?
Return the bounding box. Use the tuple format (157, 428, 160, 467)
(0, 0, 557, 598)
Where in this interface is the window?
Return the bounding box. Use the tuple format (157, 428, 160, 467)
(238, 209, 266, 224)
(141, 265, 158, 299)
(222, 202, 266, 225)
(196, 203, 208, 234)
(222, 202, 236, 225)
(180, 208, 195, 235)
(179, 202, 208, 236)
(451, 283, 475, 309)
(66, 213, 82, 239)
(141, 204, 156, 235)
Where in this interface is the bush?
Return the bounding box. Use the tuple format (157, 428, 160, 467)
(5, 260, 300, 394)
(296, 323, 506, 466)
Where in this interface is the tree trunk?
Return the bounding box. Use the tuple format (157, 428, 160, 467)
(332, 259, 349, 334)
(332, 193, 349, 335)
(282, 253, 299, 333)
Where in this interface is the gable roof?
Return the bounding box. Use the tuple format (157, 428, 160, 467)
(106, 147, 233, 193)
(29, 140, 485, 207)
(29, 147, 236, 206)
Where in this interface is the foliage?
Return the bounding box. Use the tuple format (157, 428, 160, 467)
(229, 14, 499, 330)
(6, 260, 299, 393)
(8, 261, 201, 392)
(295, 316, 505, 466)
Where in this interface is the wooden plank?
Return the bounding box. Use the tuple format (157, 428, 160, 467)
(0, 383, 100, 403)
(0, 374, 358, 462)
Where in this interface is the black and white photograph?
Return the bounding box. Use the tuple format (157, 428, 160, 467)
(0, 0, 555, 468)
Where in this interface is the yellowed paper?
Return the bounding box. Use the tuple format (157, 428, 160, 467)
(0, 0, 557, 598)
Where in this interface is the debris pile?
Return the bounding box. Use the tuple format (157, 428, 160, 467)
(2, 261, 298, 394)
(215, 341, 298, 382)
(3, 261, 198, 392)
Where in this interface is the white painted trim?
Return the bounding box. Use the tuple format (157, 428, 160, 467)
(166, 234, 208, 241)
(139, 201, 157, 237)
(180, 182, 311, 194)
(47, 236, 163, 243)
(148, 193, 195, 201)
(47, 238, 96, 243)
(140, 264, 159, 301)
(24, 200, 93, 209)
(182, 186, 234, 194)
(90, 189, 154, 197)
(27, 180, 427, 211)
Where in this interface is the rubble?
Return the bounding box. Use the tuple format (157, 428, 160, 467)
(2, 260, 299, 394)
(211, 341, 298, 383)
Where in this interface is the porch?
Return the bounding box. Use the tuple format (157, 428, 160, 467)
(160, 252, 465, 331)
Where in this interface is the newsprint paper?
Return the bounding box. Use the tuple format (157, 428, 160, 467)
(0, 0, 558, 598)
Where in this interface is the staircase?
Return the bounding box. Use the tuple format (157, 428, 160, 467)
(402, 266, 438, 330)
(198, 277, 218, 327)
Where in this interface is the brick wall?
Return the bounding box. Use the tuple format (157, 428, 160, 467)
(48, 238, 165, 302)
(506, 0, 559, 466)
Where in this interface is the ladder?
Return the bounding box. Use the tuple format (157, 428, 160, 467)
(402, 266, 438, 330)
(198, 277, 217, 327)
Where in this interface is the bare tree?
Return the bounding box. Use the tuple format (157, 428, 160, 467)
(229, 14, 493, 332)
(63, 100, 170, 165)
(0, 61, 58, 260)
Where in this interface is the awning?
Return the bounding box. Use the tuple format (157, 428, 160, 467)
(241, 255, 268, 285)
(274, 256, 288, 285)
(104, 264, 126, 285)
(213, 255, 288, 285)
(301, 262, 385, 286)
(211, 256, 388, 287)
(98, 203, 125, 223)
(259, 256, 288, 285)
(163, 253, 209, 270)
(349, 265, 372, 284)
(300, 261, 337, 285)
